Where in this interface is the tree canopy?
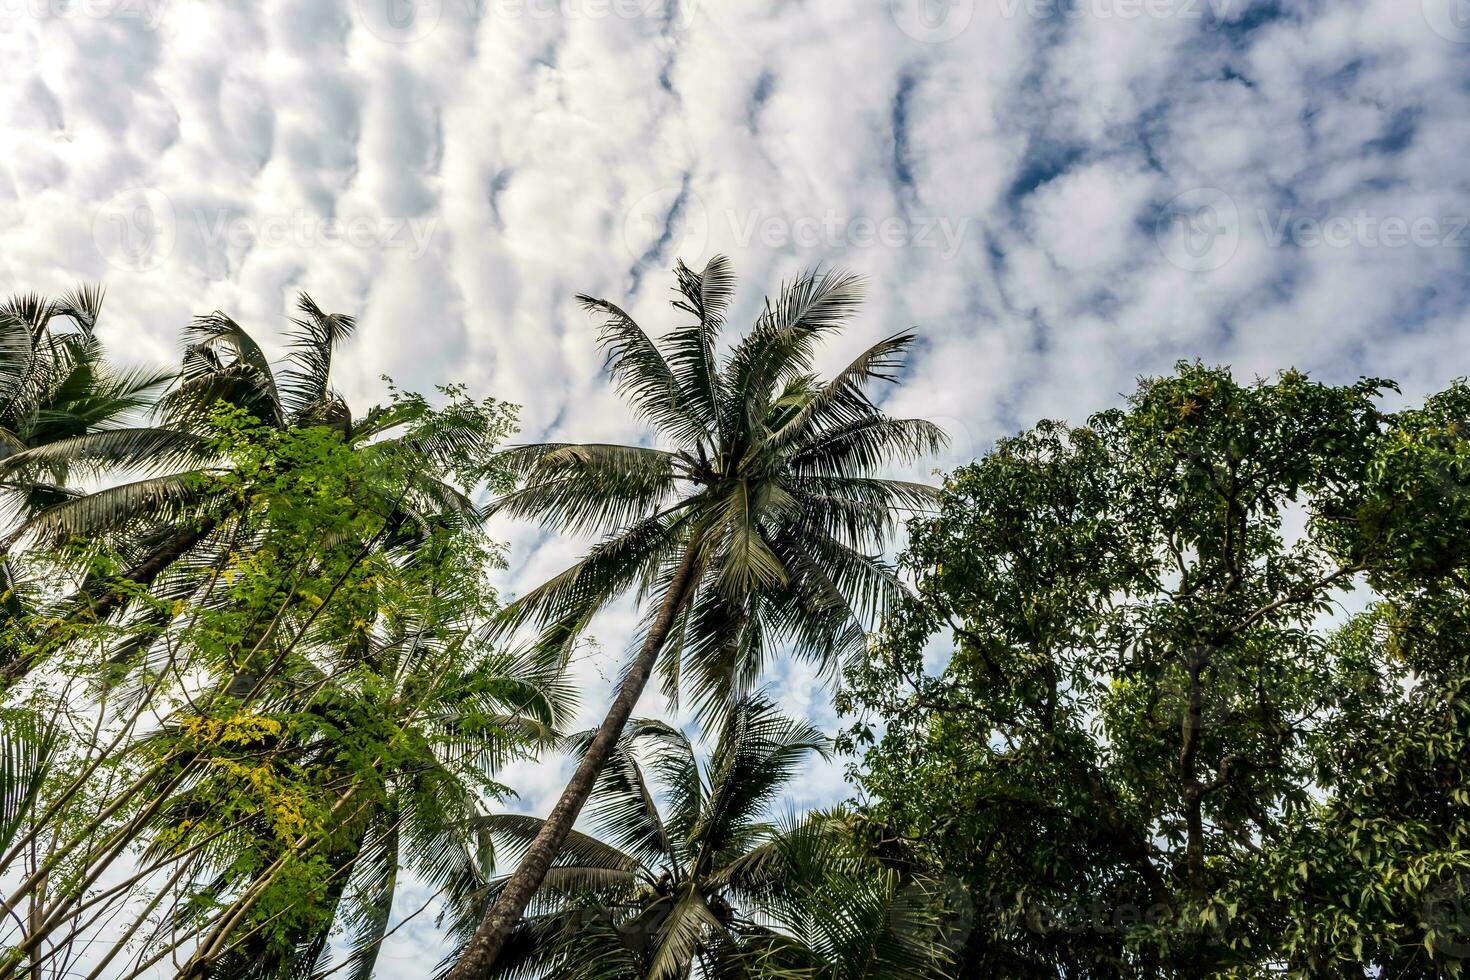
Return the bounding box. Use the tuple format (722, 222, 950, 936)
(841, 363, 1470, 978)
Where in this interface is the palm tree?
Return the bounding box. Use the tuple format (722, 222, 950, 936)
(453, 693, 952, 979)
(0, 295, 493, 685)
(447, 257, 945, 977)
(0, 287, 174, 649)
(177, 610, 570, 980)
(10, 446, 543, 979)
(0, 286, 174, 528)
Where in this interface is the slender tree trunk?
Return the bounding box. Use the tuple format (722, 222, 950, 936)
(1179, 650, 1208, 902)
(76, 516, 220, 625)
(26, 847, 43, 980)
(445, 546, 701, 980)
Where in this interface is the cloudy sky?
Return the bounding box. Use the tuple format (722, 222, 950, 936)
(4, 0, 1470, 970)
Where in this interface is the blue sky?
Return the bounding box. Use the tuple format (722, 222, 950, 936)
(3, 0, 1469, 971)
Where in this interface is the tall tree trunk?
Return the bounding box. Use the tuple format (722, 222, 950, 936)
(445, 546, 701, 980)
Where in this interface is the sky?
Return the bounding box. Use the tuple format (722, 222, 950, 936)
(3, 0, 1470, 972)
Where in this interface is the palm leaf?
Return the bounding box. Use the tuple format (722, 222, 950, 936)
(491, 443, 679, 538)
(662, 255, 735, 444)
(279, 294, 355, 422)
(579, 295, 700, 441)
(0, 427, 212, 480)
(21, 472, 208, 543)
(0, 709, 59, 853)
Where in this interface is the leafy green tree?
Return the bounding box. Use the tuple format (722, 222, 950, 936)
(1224, 381, 1470, 976)
(1, 296, 505, 686)
(457, 693, 952, 979)
(841, 364, 1470, 977)
(1, 399, 557, 980)
(448, 257, 944, 978)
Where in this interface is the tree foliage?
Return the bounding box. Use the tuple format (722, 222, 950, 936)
(0, 292, 553, 980)
(447, 257, 945, 978)
(842, 364, 1470, 977)
(458, 694, 955, 980)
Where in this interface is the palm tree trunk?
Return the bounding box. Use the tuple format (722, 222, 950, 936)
(445, 545, 701, 980)
(76, 516, 219, 624)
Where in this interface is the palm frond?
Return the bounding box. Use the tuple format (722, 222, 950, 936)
(762, 333, 921, 458)
(0, 310, 37, 407)
(170, 311, 282, 425)
(569, 727, 681, 869)
(721, 269, 867, 438)
(692, 694, 829, 875)
(496, 506, 691, 639)
(707, 480, 790, 598)
(491, 443, 679, 538)
(0, 709, 59, 853)
(471, 813, 642, 881)
(662, 255, 735, 444)
(789, 416, 948, 479)
(580, 295, 701, 441)
(279, 294, 355, 422)
(0, 427, 212, 480)
(646, 883, 726, 980)
(333, 817, 399, 980)
(21, 472, 208, 543)
(0, 293, 61, 338)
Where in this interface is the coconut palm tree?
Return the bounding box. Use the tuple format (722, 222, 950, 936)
(0, 295, 497, 685)
(0, 286, 174, 528)
(451, 693, 953, 979)
(12, 473, 550, 980)
(447, 257, 945, 977)
(0, 287, 174, 653)
(178, 617, 570, 980)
